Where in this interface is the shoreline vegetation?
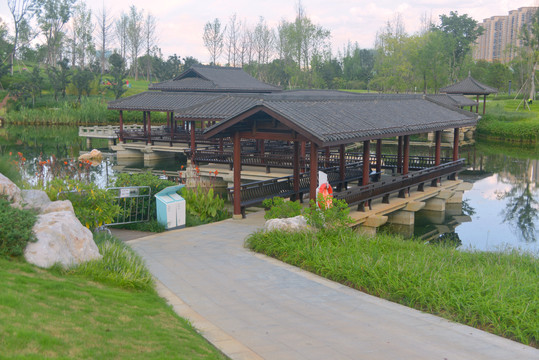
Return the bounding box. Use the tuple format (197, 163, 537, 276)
(246, 227, 539, 348)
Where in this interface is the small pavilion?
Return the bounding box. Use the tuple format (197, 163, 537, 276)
(439, 75, 498, 115)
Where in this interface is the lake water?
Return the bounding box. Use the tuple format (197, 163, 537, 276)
(1, 125, 538, 254)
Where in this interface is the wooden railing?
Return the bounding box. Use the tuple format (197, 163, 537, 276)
(334, 159, 464, 211)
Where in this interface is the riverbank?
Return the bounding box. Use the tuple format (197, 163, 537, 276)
(246, 228, 539, 347)
(477, 99, 539, 144)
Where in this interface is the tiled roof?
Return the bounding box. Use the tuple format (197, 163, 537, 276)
(201, 93, 479, 146)
(107, 91, 223, 111)
(426, 94, 478, 108)
(148, 65, 281, 93)
(440, 76, 498, 95)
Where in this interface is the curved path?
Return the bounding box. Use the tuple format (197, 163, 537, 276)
(128, 212, 538, 360)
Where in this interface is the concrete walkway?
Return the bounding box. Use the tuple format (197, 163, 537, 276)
(128, 212, 538, 360)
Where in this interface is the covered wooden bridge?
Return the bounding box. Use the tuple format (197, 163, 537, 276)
(182, 92, 479, 217)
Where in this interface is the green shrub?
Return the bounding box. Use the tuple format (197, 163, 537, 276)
(181, 185, 229, 224)
(262, 197, 302, 220)
(112, 219, 166, 233)
(303, 195, 352, 230)
(0, 155, 22, 186)
(45, 178, 121, 230)
(0, 196, 37, 258)
(114, 172, 176, 221)
(68, 232, 154, 291)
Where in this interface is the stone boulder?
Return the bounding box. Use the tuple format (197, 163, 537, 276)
(24, 209, 102, 268)
(78, 149, 103, 162)
(0, 173, 22, 205)
(41, 200, 74, 214)
(264, 215, 309, 232)
(21, 189, 51, 212)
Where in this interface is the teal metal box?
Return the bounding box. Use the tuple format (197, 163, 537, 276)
(155, 185, 186, 230)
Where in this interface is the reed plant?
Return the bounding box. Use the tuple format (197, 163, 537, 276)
(246, 228, 539, 347)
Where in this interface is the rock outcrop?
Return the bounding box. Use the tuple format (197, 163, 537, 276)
(264, 215, 309, 232)
(0, 172, 101, 268)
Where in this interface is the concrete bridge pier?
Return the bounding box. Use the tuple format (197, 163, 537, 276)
(387, 201, 425, 226)
(356, 215, 388, 236)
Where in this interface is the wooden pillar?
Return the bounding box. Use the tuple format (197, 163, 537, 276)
(339, 144, 345, 183)
(397, 136, 403, 173)
(201, 121, 205, 131)
(147, 112, 152, 144)
(483, 95, 487, 115)
(309, 142, 318, 201)
(293, 141, 300, 199)
(403, 135, 410, 175)
(233, 131, 242, 217)
(119, 110, 124, 143)
(219, 138, 224, 153)
(166, 111, 170, 129)
(190, 121, 196, 160)
(476, 95, 479, 113)
(453, 128, 459, 161)
(362, 140, 370, 186)
(435, 130, 441, 166)
(376, 139, 382, 173)
(324, 146, 330, 168)
(300, 141, 306, 173)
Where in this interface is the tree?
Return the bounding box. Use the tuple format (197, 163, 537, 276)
(46, 57, 70, 100)
(7, 0, 36, 75)
(436, 11, 483, 82)
(71, 67, 93, 101)
(106, 52, 127, 99)
(203, 18, 225, 65)
(71, 2, 95, 68)
(127, 5, 143, 80)
(35, 0, 76, 67)
(96, 4, 113, 75)
(152, 53, 182, 81)
(253, 17, 274, 65)
(143, 12, 157, 81)
(182, 56, 199, 70)
(114, 12, 128, 61)
(519, 8, 539, 100)
(225, 14, 240, 66)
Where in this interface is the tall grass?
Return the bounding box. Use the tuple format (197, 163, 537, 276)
(67, 233, 154, 291)
(246, 228, 539, 347)
(478, 101, 539, 143)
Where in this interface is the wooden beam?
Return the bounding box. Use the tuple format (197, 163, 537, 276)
(233, 131, 242, 217)
(397, 136, 403, 174)
(309, 142, 318, 201)
(435, 130, 441, 166)
(237, 131, 309, 142)
(293, 141, 300, 199)
(362, 140, 370, 186)
(403, 135, 410, 175)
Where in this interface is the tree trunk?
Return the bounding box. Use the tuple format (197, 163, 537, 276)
(530, 62, 536, 101)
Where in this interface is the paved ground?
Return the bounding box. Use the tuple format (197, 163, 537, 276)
(127, 212, 539, 360)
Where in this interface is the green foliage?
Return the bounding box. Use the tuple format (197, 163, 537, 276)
(303, 195, 352, 230)
(68, 233, 154, 291)
(46, 59, 71, 100)
(246, 229, 539, 347)
(112, 219, 166, 233)
(477, 103, 539, 142)
(181, 185, 228, 224)
(71, 68, 94, 101)
(114, 172, 176, 221)
(0, 156, 22, 186)
(45, 178, 121, 230)
(0, 196, 37, 258)
(262, 197, 302, 220)
(107, 53, 128, 99)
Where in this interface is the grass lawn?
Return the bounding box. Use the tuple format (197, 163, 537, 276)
(479, 98, 539, 142)
(0, 258, 226, 359)
(246, 228, 539, 347)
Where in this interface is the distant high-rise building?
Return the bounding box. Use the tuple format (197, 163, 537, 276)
(473, 7, 538, 63)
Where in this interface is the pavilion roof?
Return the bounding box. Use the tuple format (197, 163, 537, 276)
(148, 65, 282, 93)
(107, 91, 222, 112)
(439, 76, 498, 95)
(425, 94, 478, 108)
(197, 93, 479, 147)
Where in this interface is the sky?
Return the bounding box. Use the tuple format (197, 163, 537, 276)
(0, 0, 537, 63)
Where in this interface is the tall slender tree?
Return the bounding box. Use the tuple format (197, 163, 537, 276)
(143, 12, 157, 81)
(96, 3, 113, 75)
(203, 18, 225, 65)
(7, 0, 36, 75)
(127, 5, 143, 80)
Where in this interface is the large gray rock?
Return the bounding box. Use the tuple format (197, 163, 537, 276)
(21, 190, 51, 212)
(25, 210, 102, 268)
(41, 200, 74, 214)
(0, 173, 22, 205)
(264, 215, 309, 232)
